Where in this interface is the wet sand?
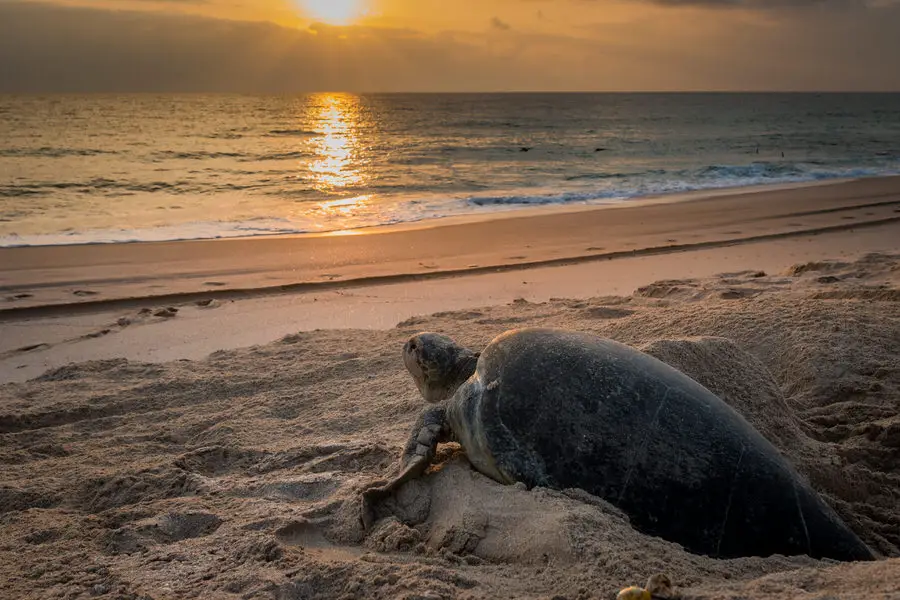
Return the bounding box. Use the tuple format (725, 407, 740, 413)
(2, 176, 899, 314)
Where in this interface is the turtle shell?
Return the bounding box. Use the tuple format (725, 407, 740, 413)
(447, 328, 872, 561)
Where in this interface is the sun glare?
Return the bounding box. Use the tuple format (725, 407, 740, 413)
(308, 93, 364, 191)
(299, 0, 363, 25)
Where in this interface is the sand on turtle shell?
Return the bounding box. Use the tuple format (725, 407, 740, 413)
(1, 253, 899, 599)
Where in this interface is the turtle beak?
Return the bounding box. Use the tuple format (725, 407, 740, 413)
(403, 332, 471, 404)
(404, 336, 451, 403)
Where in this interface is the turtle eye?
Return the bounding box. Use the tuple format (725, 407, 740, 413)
(408, 341, 417, 351)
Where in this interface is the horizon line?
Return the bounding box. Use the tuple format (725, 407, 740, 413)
(2, 90, 900, 96)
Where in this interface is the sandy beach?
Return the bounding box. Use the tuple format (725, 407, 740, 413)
(2, 178, 900, 599)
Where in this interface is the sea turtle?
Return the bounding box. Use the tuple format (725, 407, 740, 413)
(362, 328, 874, 561)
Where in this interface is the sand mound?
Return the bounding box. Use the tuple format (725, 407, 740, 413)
(1, 253, 899, 599)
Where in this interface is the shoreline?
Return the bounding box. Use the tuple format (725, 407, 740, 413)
(0, 176, 870, 249)
(3, 175, 900, 315)
(2, 214, 898, 321)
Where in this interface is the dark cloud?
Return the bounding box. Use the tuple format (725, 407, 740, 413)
(0, 1, 536, 92)
(557, 0, 895, 9)
(647, 0, 838, 8)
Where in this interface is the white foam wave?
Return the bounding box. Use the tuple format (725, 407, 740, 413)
(0, 218, 322, 247)
(465, 163, 899, 208)
(2, 164, 897, 247)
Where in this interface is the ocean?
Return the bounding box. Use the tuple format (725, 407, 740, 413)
(1, 93, 898, 247)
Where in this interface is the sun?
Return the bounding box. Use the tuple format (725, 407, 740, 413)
(299, 0, 364, 25)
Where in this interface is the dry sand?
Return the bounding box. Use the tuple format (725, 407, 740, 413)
(2, 250, 900, 599)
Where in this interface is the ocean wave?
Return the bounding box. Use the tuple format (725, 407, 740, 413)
(3, 163, 897, 247)
(0, 147, 116, 158)
(265, 129, 320, 137)
(152, 150, 244, 160)
(695, 162, 805, 180)
(0, 178, 217, 197)
(444, 119, 521, 129)
(0, 218, 324, 247)
(468, 190, 623, 207)
(251, 151, 314, 161)
(467, 162, 900, 208)
(565, 170, 666, 182)
(4, 93, 899, 248)
(204, 127, 252, 140)
(203, 132, 244, 140)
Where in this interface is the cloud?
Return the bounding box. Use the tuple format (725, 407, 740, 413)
(0, 1, 535, 92)
(0, 0, 898, 91)
(645, 0, 834, 7)
(490, 16, 511, 30)
(532, 0, 899, 9)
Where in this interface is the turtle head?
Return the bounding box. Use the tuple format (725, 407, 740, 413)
(403, 332, 479, 404)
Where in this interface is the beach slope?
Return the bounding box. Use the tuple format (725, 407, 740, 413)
(2, 250, 899, 599)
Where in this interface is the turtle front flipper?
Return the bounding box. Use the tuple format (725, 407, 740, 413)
(361, 406, 450, 529)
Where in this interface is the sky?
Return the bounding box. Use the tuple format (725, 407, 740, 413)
(1, 0, 899, 92)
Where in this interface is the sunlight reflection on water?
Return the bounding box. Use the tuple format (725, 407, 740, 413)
(309, 93, 365, 193)
(318, 194, 372, 216)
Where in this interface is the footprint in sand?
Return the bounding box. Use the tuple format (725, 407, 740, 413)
(275, 520, 362, 558)
(5, 293, 34, 302)
(73, 290, 99, 297)
(82, 329, 112, 339)
(666, 239, 678, 243)
(14, 343, 50, 354)
(842, 216, 856, 220)
(508, 256, 527, 260)
(153, 308, 179, 318)
(320, 274, 341, 280)
(196, 299, 221, 309)
(720, 289, 758, 300)
(817, 276, 841, 284)
(204, 281, 227, 287)
(586, 247, 605, 252)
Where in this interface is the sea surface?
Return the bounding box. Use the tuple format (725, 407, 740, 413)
(1, 93, 899, 247)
